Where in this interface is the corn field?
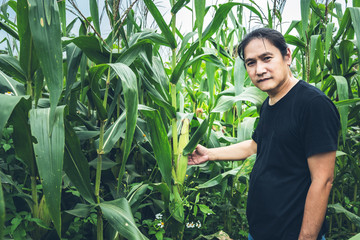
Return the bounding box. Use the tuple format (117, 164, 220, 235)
(0, 0, 359, 239)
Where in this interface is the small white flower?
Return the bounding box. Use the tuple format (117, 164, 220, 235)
(155, 213, 163, 219)
(147, 168, 152, 172)
(4, 92, 14, 96)
(195, 220, 201, 228)
(186, 222, 195, 228)
(157, 222, 164, 228)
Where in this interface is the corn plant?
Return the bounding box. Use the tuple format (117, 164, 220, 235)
(0, 0, 359, 239)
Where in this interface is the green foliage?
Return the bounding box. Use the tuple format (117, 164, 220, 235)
(0, 0, 359, 239)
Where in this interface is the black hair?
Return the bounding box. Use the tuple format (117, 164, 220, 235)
(237, 28, 288, 60)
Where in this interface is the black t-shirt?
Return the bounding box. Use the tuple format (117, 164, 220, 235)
(247, 80, 340, 240)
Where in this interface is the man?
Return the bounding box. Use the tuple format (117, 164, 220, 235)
(188, 28, 340, 240)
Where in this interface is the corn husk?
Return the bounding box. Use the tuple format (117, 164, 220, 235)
(176, 118, 189, 185)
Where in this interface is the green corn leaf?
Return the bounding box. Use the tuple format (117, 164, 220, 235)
(333, 75, 349, 143)
(96, 112, 126, 154)
(234, 57, 246, 112)
(28, 0, 63, 126)
(17, 0, 39, 81)
(143, 0, 177, 49)
(127, 183, 149, 207)
(0, 95, 31, 139)
(0, 20, 19, 40)
(171, 0, 190, 14)
(325, 23, 334, 56)
(8, 97, 36, 177)
(0, 171, 34, 209)
(284, 34, 305, 49)
(197, 155, 255, 189)
(0, 177, 4, 240)
(66, 204, 93, 218)
(57, 0, 66, 35)
(64, 121, 95, 204)
(109, 63, 138, 163)
(202, 3, 262, 42)
(0, 70, 25, 96)
(89, 0, 101, 35)
(170, 41, 199, 84)
(335, 3, 344, 21)
(179, 32, 197, 54)
(195, 0, 205, 47)
(87, 90, 107, 121)
(139, 105, 172, 189)
(237, 117, 257, 142)
(208, 38, 233, 59)
(309, 35, 320, 68)
(334, 98, 360, 107)
(142, 77, 176, 119)
(339, 40, 354, 74)
(333, 8, 351, 49)
(206, 62, 215, 107)
(69, 35, 120, 64)
(0, 55, 27, 83)
(129, 30, 171, 47)
(300, 0, 311, 40)
(183, 118, 209, 156)
(267, 2, 272, 28)
(212, 87, 267, 113)
(185, 53, 226, 70)
(349, 233, 360, 240)
(285, 20, 300, 35)
(64, 43, 83, 102)
(152, 56, 170, 90)
(328, 203, 360, 227)
(197, 166, 241, 189)
(66, 17, 77, 36)
(43, 0, 53, 25)
(170, 186, 184, 222)
(30, 106, 67, 237)
(100, 198, 149, 240)
(349, 7, 360, 60)
(116, 40, 153, 66)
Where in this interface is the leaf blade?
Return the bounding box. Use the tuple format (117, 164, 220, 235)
(29, 106, 66, 236)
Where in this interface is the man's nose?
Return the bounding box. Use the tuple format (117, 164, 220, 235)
(256, 62, 266, 75)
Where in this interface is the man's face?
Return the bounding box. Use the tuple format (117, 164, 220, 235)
(243, 38, 292, 96)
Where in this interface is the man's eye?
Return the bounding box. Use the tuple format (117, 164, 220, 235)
(264, 56, 272, 61)
(246, 62, 255, 67)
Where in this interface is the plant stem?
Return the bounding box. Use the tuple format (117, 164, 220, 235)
(352, 182, 357, 232)
(95, 121, 105, 240)
(170, 0, 178, 158)
(30, 176, 38, 217)
(97, 209, 103, 240)
(171, 84, 178, 157)
(103, 43, 113, 108)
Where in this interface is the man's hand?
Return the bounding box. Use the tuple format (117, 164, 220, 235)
(188, 144, 211, 165)
(187, 140, 257, 165)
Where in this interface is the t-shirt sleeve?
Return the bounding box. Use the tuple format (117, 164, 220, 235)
(302, 96, 340, 158)
(252, 127, 258, 143)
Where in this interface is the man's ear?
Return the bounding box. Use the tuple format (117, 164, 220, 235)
(285, 47, 292, 66)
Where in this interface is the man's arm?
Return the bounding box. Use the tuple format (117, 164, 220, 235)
(298, 151, 336, 240)
(188, 139, 257, 165)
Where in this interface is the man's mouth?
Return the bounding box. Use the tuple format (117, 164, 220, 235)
(257, 77, 271, 83)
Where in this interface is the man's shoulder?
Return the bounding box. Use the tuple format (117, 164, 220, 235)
(296, 80, 327, 99)
(295, 81, 338, 115)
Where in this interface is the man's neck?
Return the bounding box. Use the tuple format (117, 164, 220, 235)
(268, 76, 299, 105)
